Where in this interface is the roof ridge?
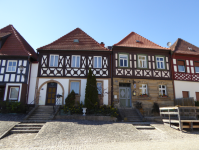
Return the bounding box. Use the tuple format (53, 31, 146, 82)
(10, 25, 31, 56)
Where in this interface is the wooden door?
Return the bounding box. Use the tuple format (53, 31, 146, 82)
(182, 91, 189, 98)
(196, 92, 199, 101)
(0, 87, 4, 101)
(46, 82, 57, 105)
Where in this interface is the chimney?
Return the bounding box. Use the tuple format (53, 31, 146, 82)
(100, 42, 105, 47)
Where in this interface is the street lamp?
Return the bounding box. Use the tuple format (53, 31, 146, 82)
(19, 65, 25, 73)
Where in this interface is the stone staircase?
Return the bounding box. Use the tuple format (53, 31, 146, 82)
(27, 106, 54, 121)
(10, 123, 45, 133)
(119, 108, 143, 122)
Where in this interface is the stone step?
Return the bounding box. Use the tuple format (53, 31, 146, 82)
(13, 127, 42, 130)
(16, 124, 44, 127)
(10, 130, 40, 133)
(28, 118, 50, 120)
(22, 120, 47, 123)
(31, 114, 52, 116)
(135, 126, 155, 130)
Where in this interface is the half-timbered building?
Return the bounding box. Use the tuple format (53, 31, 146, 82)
(171, 38, 199, 101)
(33, 28, 111, 106)
(112, 32, 174, 114)
(0, 25, 37, 104)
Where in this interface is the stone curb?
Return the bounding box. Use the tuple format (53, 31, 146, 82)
(55, 115, 117, 122)
(0, 122, 19, 139)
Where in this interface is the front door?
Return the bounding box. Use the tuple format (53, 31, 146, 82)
(119, 87, 131, 107)
(46, 82, 57, 105)
(0, 87, 5, 101)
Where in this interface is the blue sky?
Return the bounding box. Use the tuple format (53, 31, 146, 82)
(1, 0, 199, 51)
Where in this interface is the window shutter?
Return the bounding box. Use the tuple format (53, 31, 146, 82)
(178, 60, 185, 66)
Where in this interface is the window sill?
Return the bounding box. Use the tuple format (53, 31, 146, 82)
(136, 96, 152, 100)
(157, 96, 171, 100)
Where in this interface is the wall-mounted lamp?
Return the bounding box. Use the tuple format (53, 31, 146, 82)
(133, 90, 136, 96)
(19, 65, 26, 78)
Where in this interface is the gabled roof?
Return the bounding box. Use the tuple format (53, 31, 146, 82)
(37, 28, 110, 51)
(170, 38, 199, 55)
(113, 32, 169, 50)
(0, 25, 37, 60)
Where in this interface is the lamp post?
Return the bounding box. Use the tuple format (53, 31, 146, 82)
(19, 65, 25, 79)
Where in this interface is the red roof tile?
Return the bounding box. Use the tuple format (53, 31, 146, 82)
(0, 32, 11, 38)
(170, 38, 199, 55)
(114, 32, 169, 50)
(0, 25, 37, 60)
(37, 28, 110, 51)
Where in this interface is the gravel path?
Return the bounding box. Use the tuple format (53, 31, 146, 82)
(0, 120, 199, 149)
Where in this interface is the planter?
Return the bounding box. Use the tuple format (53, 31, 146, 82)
(82, 108, 87, 116)
(140, 95, 148, 97)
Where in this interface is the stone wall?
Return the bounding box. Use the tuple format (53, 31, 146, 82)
(113, 78, 174, 116)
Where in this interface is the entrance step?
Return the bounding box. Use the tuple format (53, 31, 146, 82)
(25, 106, 54, 121)
(119, 108, 143, 122)
(133, 123, 155, 130)
(10, 122, 45, 134)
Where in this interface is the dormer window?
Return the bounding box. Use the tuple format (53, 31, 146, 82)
(73, 39, 79, 43)
(178, 60, 185, 72)
(7, 60, 17, 72)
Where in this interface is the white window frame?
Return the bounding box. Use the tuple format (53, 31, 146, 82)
(119, 54, 128, 67)
(71, 55, 80, 68)
(49, 55, 59, 67)
(139, 84, 148, 95)
(69, 80, 81, 95)
(159, 85, 167, 96)
(9, 86, 20, 100)
(97, 82, 103, 95)
(156, 57, 165, 69)
(7, 60, 17, 72)
(93, 56, 102, 68)
(138, 55, 147, 68)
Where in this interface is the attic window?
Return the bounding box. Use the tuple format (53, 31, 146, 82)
(136, 40, 140, 43)
(74, 39, 79, 43)
(188, 47, 193, 51)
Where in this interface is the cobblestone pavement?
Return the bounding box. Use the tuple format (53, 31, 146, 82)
(0, 114, 25, 137)
(0, 119, 198, 149)
(0, 121, 199, 150)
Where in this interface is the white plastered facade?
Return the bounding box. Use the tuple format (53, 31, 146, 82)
(29, 77, 109, 106)
(174, 80, 199, 101)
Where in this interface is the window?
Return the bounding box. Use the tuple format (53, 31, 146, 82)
(94, 56, 102, 68)
(70, 81, 80, 95)
(178, 60, 185, 72)
(156, 57, 165, 69)
(138, 55, 147, 68)
(195, 62, 199, 73)
(7, 60, 17, 72)
(159, 85, 167, 96)
(72, 55, 80, 68)
(9, 87, 19, 100)
(50, 55, 58, 67)
(97, 82, 102, 95)
(139, 84, 147, 95)
(196, 92, 199, 101)
(119, 54, 128, 67)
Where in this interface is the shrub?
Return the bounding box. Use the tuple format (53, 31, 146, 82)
(65, 90, 75, 107)
(0, 101, 27, 113)
(195, 101, 199, 106)
(85, 68, 99, 109)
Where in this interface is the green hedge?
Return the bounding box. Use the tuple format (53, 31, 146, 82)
(0, 101, 27, 113)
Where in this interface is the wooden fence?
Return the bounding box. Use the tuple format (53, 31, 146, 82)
(174, 97, 195, 106)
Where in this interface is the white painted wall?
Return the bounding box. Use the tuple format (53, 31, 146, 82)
(37, 78, 109, 106)
(28, 63, 38, 104)
(174, 80, 199, 101)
